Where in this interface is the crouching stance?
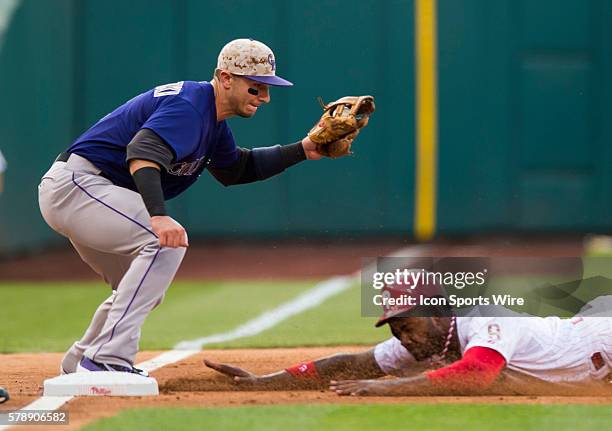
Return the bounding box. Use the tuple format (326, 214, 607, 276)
(38, 38, 334, 376)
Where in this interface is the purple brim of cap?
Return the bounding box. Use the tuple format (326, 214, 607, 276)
(246, 75, 293, 87)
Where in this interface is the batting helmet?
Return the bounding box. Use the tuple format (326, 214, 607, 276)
(375, 268, 447, 327)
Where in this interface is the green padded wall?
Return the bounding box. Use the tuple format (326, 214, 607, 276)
(437, 0, 612, 232)
(1, 0, 611, 256)
(0, 0, 76, 253)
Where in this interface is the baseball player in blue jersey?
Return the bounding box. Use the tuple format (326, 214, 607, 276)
(38, 39, 338, 376)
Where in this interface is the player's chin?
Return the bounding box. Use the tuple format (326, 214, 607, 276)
(412, 352, 430, 362)
(237, 105, 258, 118)
(410, 347, 436, 362)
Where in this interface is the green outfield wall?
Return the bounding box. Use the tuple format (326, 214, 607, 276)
(0, 0, 610, 255)
(437, 0, 612, 234)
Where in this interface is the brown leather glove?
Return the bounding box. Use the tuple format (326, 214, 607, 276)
(308, 95, 375, 158)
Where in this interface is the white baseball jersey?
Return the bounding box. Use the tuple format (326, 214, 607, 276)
(374, 336, 417, 377)
(375, 315, 612, 383)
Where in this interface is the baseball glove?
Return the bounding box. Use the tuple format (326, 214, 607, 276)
(308, 95, 375, 158)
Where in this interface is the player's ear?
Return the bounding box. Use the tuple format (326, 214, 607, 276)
(217, 70, 233, 90)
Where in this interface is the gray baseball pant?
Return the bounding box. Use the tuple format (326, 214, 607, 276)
(38, 154, 186, 369)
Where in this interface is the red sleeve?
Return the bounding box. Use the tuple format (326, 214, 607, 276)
(426, 346, 506, 390)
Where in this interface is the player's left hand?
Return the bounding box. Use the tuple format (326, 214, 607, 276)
(330, 379, 393, 396)
(301, 136, 324, 160)
(204, 359, 259, 384)
(151, 216, 189, 248)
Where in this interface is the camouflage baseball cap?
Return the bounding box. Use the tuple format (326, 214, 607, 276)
(217, 38, 293, 87)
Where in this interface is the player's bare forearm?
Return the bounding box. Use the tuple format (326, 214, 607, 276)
(204, 349, 385, 390)
(203, 359, 303, 390)
(253, 370, 322, 390)
(331, 375, 434, 396)
(331, 356, 508, 396)
(312, 350, 385, 380)
(257, 350, 385, 389)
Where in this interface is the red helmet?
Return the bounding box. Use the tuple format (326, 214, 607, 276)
(375, 269, 446, 327)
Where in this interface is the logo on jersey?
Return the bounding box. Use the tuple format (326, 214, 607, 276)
(154, 81, 184, 97)
(487, 323, 501, 343)
(168, 157, 206, 176)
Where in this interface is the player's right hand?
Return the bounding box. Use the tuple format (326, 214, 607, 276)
(204, 359, 258, 384)
(330, 379, 390, 396)
(151, 216, 189, 248)
(301, 136, 324, 160)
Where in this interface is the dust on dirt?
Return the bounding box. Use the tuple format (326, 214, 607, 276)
(1, 347, 611, 431)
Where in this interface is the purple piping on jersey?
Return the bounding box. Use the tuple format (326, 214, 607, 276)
(91, 247, 160, 364)
(71, 172, 161, 365)
(71, 172, 157, 238)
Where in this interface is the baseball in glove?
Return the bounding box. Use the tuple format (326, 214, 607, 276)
(308, 95, 375, 158)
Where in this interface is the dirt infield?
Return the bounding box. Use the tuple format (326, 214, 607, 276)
(2, 347, 611, 431)
(0, 238, 599, 429)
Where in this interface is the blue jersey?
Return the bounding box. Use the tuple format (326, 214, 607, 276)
(68, 81, 238, 199)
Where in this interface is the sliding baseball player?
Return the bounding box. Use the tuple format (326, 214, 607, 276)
(206, 283, 612, 395)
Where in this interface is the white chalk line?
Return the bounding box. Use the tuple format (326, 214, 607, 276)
(171, 275, 354, 351)
(1, 246, 423, 430)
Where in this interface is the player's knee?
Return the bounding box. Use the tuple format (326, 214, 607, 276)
(141, 237, 186, 268)
(162, 243, 187, 260)
(153, 293, 166, 309)
(156, 242, 187, 270)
